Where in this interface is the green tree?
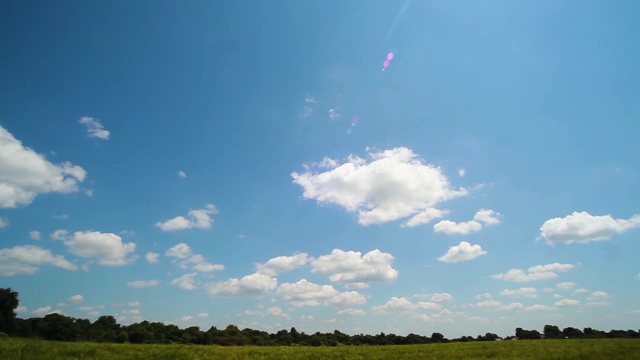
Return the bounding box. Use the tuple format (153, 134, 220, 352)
(0, 288, 19, 334)
(543, 324, 562, 339)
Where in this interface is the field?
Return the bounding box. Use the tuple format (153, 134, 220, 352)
(1, 337, 639, 360)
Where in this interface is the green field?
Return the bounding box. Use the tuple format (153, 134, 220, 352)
(1, 337, 640, 360)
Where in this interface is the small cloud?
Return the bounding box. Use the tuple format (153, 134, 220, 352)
(304, 96, 316, 103)
(84, 189, 94, 197)
(29, 231, 41, 240)
(328, 108, 341, 120)
(458, 168, 466, 177)
(197, 313, 208, 318)
(0, 217, 9, 228)
(492, 263, 574, 282)
(556, 282, 577, 290)
(178, 171, 187, 178)
(156, 204, 219, 231)
(554, 298, 580, 306)
(16, 306, 28, 314)
(79, 117, 110, 140)
(540, 211, 640, 244)
(525, 304, 557, 312)
(437, 241, 487, 263)
(170, 273, 198, 290)
(68, 294, 84, 303)
(127, 280, 160, 288)
(53, 214, 69, 220)
(145, 252, 160, 264)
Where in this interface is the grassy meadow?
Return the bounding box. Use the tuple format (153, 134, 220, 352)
(1, 337, 640, 360)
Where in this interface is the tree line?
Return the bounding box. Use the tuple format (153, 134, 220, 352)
(1, 288, 639, 346)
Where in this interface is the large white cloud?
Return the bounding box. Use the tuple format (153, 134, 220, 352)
(78, 117, 110, 140)
(437, 241, 487, 263)
(276, 279, 366, 307)
(0, 126, 87, 208)
(433, 209, 501, 235)
(56, 230, 136, 266)
(0, 245, 77, 276)
(292, 147, 468, 226)
(256, 253, 310, 276)
(208, 273, 277, 297)
(165, 243, 223, 272)
(540, 211, 640, 244)
(311, 249, 398, 288)
(156, 204, 219, 231)
(492, 263, 574, 282)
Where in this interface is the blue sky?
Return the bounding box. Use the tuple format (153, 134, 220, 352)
(1, 0, 639, 338)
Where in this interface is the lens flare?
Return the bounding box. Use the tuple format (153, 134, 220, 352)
(387, 52, 394, 61)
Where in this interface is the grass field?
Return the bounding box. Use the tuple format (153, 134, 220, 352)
(1, 337, 639, 360)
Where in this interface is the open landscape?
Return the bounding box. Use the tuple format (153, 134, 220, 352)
(1, 337, 639, 360)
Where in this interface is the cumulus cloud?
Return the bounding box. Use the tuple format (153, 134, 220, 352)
(78, 117, 110, 140)
(170, 273, 198, 290)
(68, 294, 84, 303)
(55, 230, 136, 266)
(311, 249, 398, 288)
(500, 287, 538, 298)
(256, 253, 310, 276)
(145, 252, 159, 264)
(32, 306, 54, 316)
(337, 308, 366, 316)
(540, 211, 640, 244)
(430, 293, 454, 302)
(437, 241, 487, 263)
(556, 282, 577, 290)
(473, 299, 503, 308)
(0, 126, 87, 208)
(433, 209, 501, 235)
(156, 204, 219, 231)
(292, 147, 468, 226)
(492, 263, 574, 282)
(0, 217, 8, 228)
(127, 280, 160, 288)
(208, 273, 277, 297)
(372, 296, 442, 314)
(29, 231, 41, 240)
(165, 243, 223, 272)
(554, 298, 580, 306)
(276, 279, 366, 307)
(586, 291, 610, 306)
(0, 245, 77, 276)
(498, 302, 524, 311)
(266, 306, 290, 319)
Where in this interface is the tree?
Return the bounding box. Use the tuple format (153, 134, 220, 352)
(0, 288, 19, 334)
(543, 324, 562, 339)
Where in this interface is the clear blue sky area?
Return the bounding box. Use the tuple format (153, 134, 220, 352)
(1, 0, 639, 337)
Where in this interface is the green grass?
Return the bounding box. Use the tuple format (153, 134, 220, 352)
(1, 337, 639, 360)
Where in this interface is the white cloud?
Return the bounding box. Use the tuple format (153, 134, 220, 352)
(437, 241, 487, 263)
(573, 288, 589, 294)
(540, 211, 640, 244)
(276, 279, 365, 307)
(311, 249, 398, 288)
(0, 245, 77, 276)
(554, 298, 581, 306)
(474, 299, 503, 308)
(29, 231, 41, 240)
(127, 280, 160, 288)
(256, 253, 310, 276)
(337, 308, 366, 316)
(587, 291, 610, 303)
(468, 316, 490, 323)
(433, 209, 501, 235)
(178, 171, 187, 178)
(180, 315, 193, 322)
(78, 117, 110, 140)
(372, 297, 442, 314)
(32, 306, 53, 316)
(498, 302, 524, 311)
(500, 287, 538, 298)
(59, 230, 137, 266)
(197, 313, 208, 318)
(0, 125, 87, 208)
(430, 293, 454, 302)
(156, 204, 219, 231)
(171, 273, 198, 290)
(16, 306, 28, 313)
(68, 294, 84, 303)
(458, 168, 466, 177)
(0, 217, 8, 228)
(402, 208, 448, 227)
(525, 304, 557, 312)
(556, 282, 577, 290)
(208, 273, 277, 297)
(145, 252, 159, 264)
(476, 293, 493, 300)
(291, 147, 468, 226)
(266, 306, 290, 319)
(53, 214, 69, 220)
(165, 243, 224, 273)
(492, 263, 574, 282)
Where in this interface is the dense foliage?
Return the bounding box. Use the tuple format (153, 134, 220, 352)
(2, 288, 639, 346)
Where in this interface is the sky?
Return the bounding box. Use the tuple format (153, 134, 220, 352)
(1, 0, 639, 338)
